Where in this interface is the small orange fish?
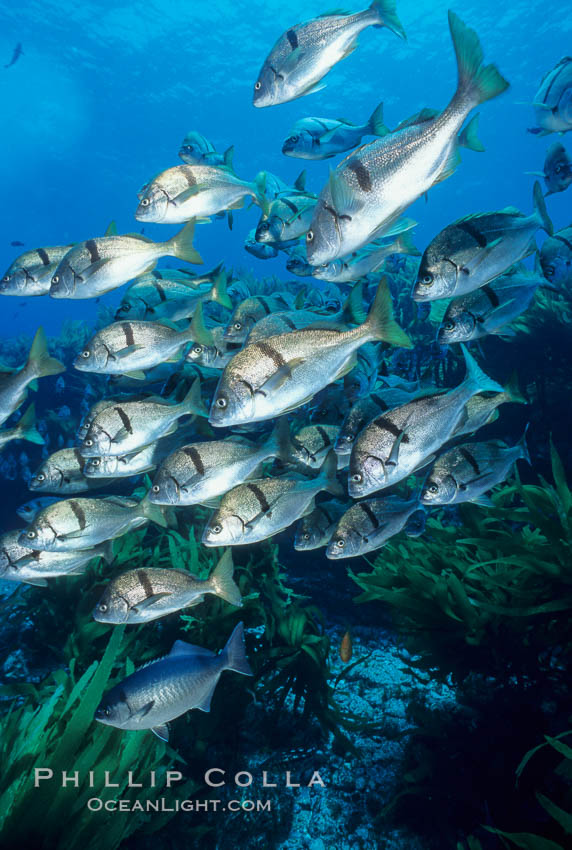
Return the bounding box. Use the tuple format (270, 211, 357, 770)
(340, 630, 352, 663)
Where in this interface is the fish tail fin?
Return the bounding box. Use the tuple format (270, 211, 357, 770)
(461, 344, 503, 394)
(294, 169, 307, 192)
(368, 0, 406, 39)
(449, 11, 509, 109)
(221, 622, 253, 676)
(100, 539, 115, 564)
(166, 220, 203, 265)
(458, 113, 485, 152)
(253, 172, 268, 210)
(17, 404, 44, 445)
(139, 493, 169, 528)
(503, 371, 527, 405)
(532, 180, 553, 236)
(26, 327, 66, 381)
(181, 376, 208, 417)
(393, 229, 420, 256)
(363, 277, 412, 348)
(368, 101, 389, 136)
(189, 302, 214, 345)
(223, 145, 235, 172)
(211, 268, 233, 310)
(517, 423, 531, 465)
(265, 415, 294, 463)
(209, 549, 242, 607)
(342, 280, 367, 324)
(318, 450, 344, 497)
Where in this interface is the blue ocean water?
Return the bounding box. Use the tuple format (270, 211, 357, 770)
(0, 0, 570, 336)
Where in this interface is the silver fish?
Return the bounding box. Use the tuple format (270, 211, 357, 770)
(179, 132, 235, 169)
(529, 57, 572, 136)
(93, 549, 241, 624)
(19, 494, 167, 552)
(244, 230, 279, 260)
(312, 229, 418, 282)
(82, 429, 191, 479)
(326, 495, 423, 558)
(50, 222, 202, 299)
(282, 102, 387, 159)
(1, 540, 113, 586)
(0, 245, 71, 297)
(348, 346, 503, 497)
(16, 496, 60, 522)
(452, 373, 526, 438)
(149, 418, 291, 505)
(202, 451, 342, 546)
(294, 499, 347, 550)
(412, 182, 552, 301)
(290, 423, 344, 469)
(306, 13, 509, 264)
(527, 142, 572, 196)
(135, 166, 264, 223)
(421, 431, 530, 506)
(438, 269, 542, 343)
(186, 309, 242, 370)
(95, 622, 252, 740)
(255, 194, 317, 245)
(114, 265, 230, 322)
(0, 327, 65, 426)
(253, 0, 405, 107)
(30, 447, 105, 493)
(80, 381, 205, 457)
(539, 226, 572, 289)
(210, 279, 411, 427)
(223, 292, 295, 344)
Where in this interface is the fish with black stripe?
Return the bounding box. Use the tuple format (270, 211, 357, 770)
(326, 494, 424, 558)
(80, 379, 206, 458)
(50, 221, 202, 299)
(223, 292, 296, 344)
(255, 193, 317, 245)
(149, 417, 292, 506)
(294, 498, 347, 550)
(413, 181, 552, 301)
(202, 451, 343, 546)
(0, 244, 72, 297)
(528, 57, 572, 136)
(349, 346, 503, 497)
(0, 531, 113, 586)
(30, 447, 106, 493)
(19, 494, 168, 552)
(93, 549, 242, 625)
(421, 429, 530, 507)
(438, 267, 544, 343)
(289, 423, 345, 469)
(210, 278, 411, 427)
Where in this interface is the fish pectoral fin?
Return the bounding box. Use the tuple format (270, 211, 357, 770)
(413, 454, 436, 472)
(133, 700, 155, 720)
(256, 357, 305, 396)
(281, 46, 305, 73)
(329, 169, 362, 215)
(300, 81, 327, 97)
(23, 577, 49, 587)
(433, 146, 462, 186)
(123, 370, 147, 380)
(151, 724, 169, 742)
(174, 185, 206, 204)
(116, 343, 146, 356)
(333, 353, 358, 383)
(132, 592, 173, 614)
(385, 429, 407, 468)
(461, 238, 503, 274)
(470, 494, 494, 507)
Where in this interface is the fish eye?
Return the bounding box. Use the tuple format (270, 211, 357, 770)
(26, 531, 36, 539)
(444, 321, 455, 331)
(104, 706, 112, 717)
(152, 484, 160, 493)
(421, 273, 433, 286)
(2, 275, 9, 282)
(303, 532, 310, 540)
(215, 397, 227, 409)
(306, 231, 314, 242)
(81, 350, 90, 358)
(192, 345, 202, 354)
(289, 135, 299, 144)
(84, 438, 93, 447)
(98, 603, 108, 613)
(544, 265, 555, 278)
(260, 222, 269, 231)
(140, 198, 150, 207)
(36, 473, 45, 481)
(254, 81, 262, 91)
(211, 523, 222, 534)
(428, 483, 439, 494)
(92, 459, 100, 467)
(233, 322, 242, 330)
(345, 434, 354, 442)
(351, 473, 362, 484)
(336, 538, 345, 548)
(52, 275, 59, 284)
(555, 164, 562, 173)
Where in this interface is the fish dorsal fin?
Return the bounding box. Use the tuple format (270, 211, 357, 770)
(498, 206, 521, 215)
(169, 639, 216, 658)
(394, 108, 439, 132)
(318, 8, 351, 16)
